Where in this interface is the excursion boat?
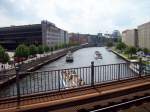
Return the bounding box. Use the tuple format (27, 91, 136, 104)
(95, 51, 102, 59)
(61, 70, 85, 88)
(66, 51, 73, 62)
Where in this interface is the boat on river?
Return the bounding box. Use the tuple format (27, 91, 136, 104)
(62, 70, 85, 88)
(95, 51, 102, 59)
(66, 51, 73, 62)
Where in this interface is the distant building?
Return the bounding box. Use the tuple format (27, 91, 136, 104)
(138, 21, 150, 50)
(88, 35, 98, 45)
(122, 29, 138, 47)
(97, 33, 103, 38)
(112, 30, 121, 38)
(69, 33, 88, 44)
(104, 33, 112, 38)
(0, 20, 69, 50)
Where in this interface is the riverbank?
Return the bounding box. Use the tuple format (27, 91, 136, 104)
(111, 49, 139, 63)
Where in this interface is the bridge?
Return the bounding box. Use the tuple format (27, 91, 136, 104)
(0, 61, 149, 112)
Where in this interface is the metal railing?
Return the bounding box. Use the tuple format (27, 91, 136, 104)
(0, 62, 149, 100)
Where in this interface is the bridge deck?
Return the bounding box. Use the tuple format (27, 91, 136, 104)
(0, 77, 150, 112)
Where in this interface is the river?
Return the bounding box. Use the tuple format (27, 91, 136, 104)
(37, 47, 125, 71)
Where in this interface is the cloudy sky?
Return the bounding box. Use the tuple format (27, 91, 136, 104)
(0, 0, 150, 34)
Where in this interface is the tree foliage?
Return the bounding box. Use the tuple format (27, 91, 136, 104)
(3, 52, 10, 64)
(50, 47, 53, 52)
(0, 46, 10, 64)
(29, 45, 37, 56)
(54, 45, 58, 50)
(127, 46, 137, 58)
(38, 45, 44, 54)
(0, 46, 5, 62)
(143, 48, 149, 55)
(106, 42, 113, 47)
(116, 42, 126, 51)
(44, 45, 50, 53)
(15, 44, 30, 58)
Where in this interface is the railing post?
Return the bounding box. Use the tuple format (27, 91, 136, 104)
(15, 64, 20, 108)
(58, 70, 60, 91)
(91, 61, 94, 86)
(139, 58, 142, 77)
(118, 64, 120, 81)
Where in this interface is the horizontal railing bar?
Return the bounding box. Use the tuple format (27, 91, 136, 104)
(26, 67, 91, 74)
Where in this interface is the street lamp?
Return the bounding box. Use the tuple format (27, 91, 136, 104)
(137, 51, 144, 77)
(15, 64, 20, 107)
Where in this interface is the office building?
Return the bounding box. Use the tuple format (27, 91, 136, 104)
(0, 20, 69, 50)
(122, 29, 138, 47)
(138, 21, 150, 49)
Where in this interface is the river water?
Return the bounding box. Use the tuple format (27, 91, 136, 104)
(38, 47, 125, 71)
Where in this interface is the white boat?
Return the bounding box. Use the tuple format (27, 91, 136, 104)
(66, 51, 73, 62)
(95, 51, 102, 59)
(61, 70, 85, 88)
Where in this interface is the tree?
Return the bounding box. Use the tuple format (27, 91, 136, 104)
(0, 46, 10, 70)
(61, 43, 65, 48)
(0, 45, 5, 63)
(128, 46, 137, 58)
(143, 48, 149, 55)
(3, 52, 10, 64)
(50, 47, 53, 52)
(44, 45, 50, 53)
(106, 42, 113, 47)
(15, 44, 30, 62)
(29, 45, 37, 56)
(117, 37, 122, 43)
(54, 45, 58, 50)
(137, 48, 142, 52)
(38, 45, 44, 54)
(116, 42, 126, 51)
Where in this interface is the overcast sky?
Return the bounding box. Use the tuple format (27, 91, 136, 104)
(0, 0, 150, 34)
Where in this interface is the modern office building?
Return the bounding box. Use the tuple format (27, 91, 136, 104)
(122, 29, 138, 47)
(0, 20, 69, 50)
(138, 21, 150, 50)
(122, 21, 150, 50)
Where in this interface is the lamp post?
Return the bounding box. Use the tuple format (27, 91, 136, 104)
(15, 64, 20, 108)
(138, 51, 143, 77)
